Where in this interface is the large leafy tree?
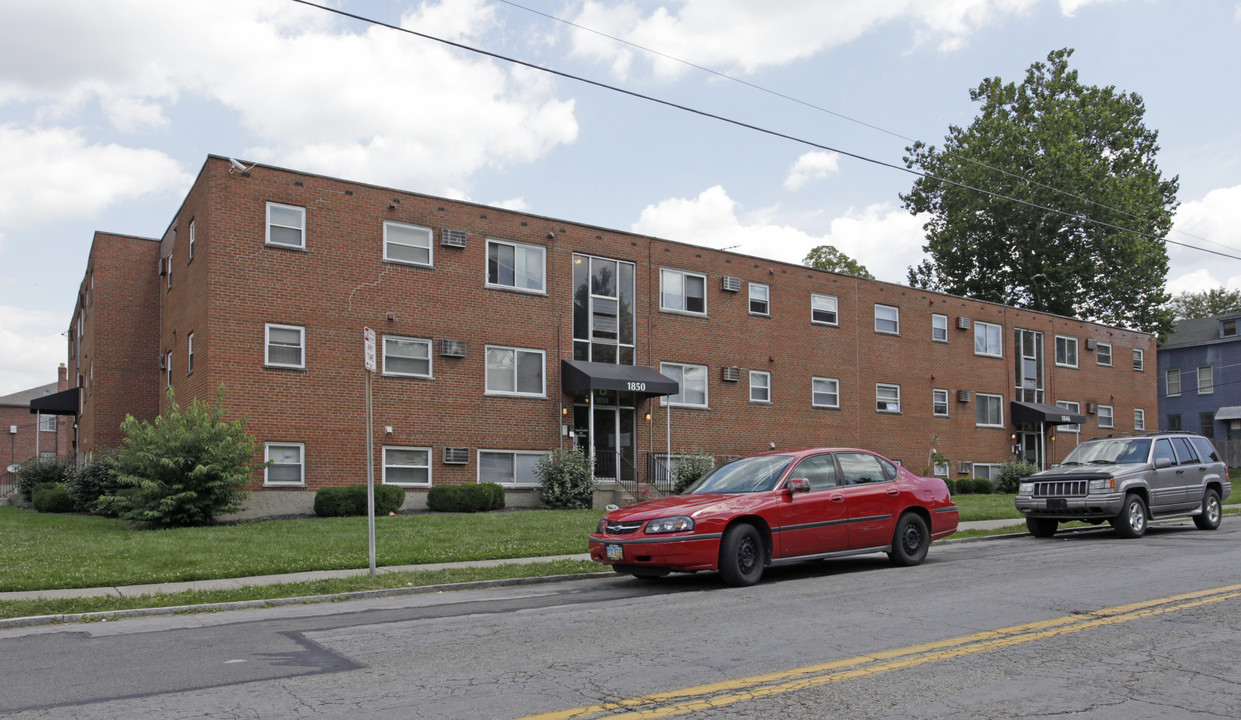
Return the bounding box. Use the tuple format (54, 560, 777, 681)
(902, 48, 1178, 335)
(803, 245, 874, 279)
(1168, 286, 1241, 320)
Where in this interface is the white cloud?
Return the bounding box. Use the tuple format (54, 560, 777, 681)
(631, 186, 927, 282)
(0, 125, 190, 228)
(0, 305, 67, 397)
(1165, 185, 1241, 292)
(784, 151, 841, 190)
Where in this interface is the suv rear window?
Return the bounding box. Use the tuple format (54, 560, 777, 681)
(1190, 436, 1221, 463)
(1172, 437, 1199, 465)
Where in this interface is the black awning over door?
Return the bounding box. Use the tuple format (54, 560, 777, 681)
(1010, 400, 1086, 426)
(560, 359, 679, 397)
(29, 388, 79, 415)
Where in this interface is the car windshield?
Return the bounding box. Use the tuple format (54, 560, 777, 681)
(1063, 438, 1152, 465)
(687, 455, 795, 494)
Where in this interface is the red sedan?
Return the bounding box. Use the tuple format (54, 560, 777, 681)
(588, 448, 959, 586)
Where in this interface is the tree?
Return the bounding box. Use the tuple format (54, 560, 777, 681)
(802, 245, 874, 279)
(902, 48, 1179, 336)
(102, 387, 256, 528)
(1169, 287, 1241, 320)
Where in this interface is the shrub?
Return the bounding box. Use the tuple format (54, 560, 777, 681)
(313, 484, 406, 517)
(955, 478, 977, 494)
(536, 448, 595, 509)
(972, 478, 995, 494)
(941, 478, 956, 495)
(672, 451, 716, 494)
(995, 460, 1039, 494)
(64, 456, 121, 515)
(32, 482, 76, 513)
(15, 456, 73, 502)
(427, 483, 505, 513)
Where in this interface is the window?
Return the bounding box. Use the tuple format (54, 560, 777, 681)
(838, 452, 895, 485)
(812, 377, 839, 408)
(972, 464, 1000, 482)
(876, 383, 901, 413)
(39, 414, 56, 432)
(572, 254, 636, 365)
(266, 202, 305, 249)
(932, 314, 948, 343)
(1222, 319, 1238, 338)
(1167, 413, 1181, 431)
(487, 239, 545, 293)
(1015, 328, 1044, 403)
(1134, 408, 1146, 430)
(749, 370, 771, 403)
(1099, 404, 1114, 429)
(383, 446, 430, 487)
(1199, 412, 1215, 439)
(186, 332, 194, 376)
(748, 283, 770, 316)
(976, 393, 1004, 427)
(790, 454, 839, 491)
(660, 362, 708, 408)
(165, 352, 172, 388)
(1198, 365, 1214, 394)
(384, 221, 433, 267)
(383, 336, 432, 378)
(1097, 342, 1112, 366)
(1055, 336, 1078, 368)
(479, 450, 543, 486)
(1057, 401, 1080, 433)
(660, 268, 706, 315)
(811, 294, 838, 326)
(1133, 349, 1144, 371)
(265, 324, 305, 369)
(485, 346, 545, 396)
(874, 305, 899, 335)
(165, 255, 172, 290)
(1166, 368, 1181, 397)
(188, 219, 195, 262)
(265, 442, 304, 486)
(933, 388, 949, 417)
(933, 461, 950, 478)
(975, 322, 1002, 357)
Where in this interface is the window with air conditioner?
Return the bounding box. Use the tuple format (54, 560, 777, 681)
(383, 336, 432, 378)
(384, 221, 434, 267)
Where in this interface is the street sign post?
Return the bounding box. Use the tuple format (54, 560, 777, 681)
(364, 327, 377, 577)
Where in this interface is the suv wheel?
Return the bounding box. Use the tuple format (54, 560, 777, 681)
(1193, 489, 1222, 531)
(1110, 494, 1147, 538)
(1026, 517, 1058, 538)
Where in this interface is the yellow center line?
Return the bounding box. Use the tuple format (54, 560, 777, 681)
(517, 583, 1241, 720)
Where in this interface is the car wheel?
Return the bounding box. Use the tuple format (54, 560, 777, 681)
(888, 512, 930, 566)
(613, 564, 669, 579)
(1193, 489, 1222, 531)
(1026, 517, 1058, 538)
(1110, 494, 1147, 538)
(718, 523, 764, 586)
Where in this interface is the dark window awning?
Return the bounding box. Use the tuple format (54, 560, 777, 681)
(29, 387, 79, 415)
(561, 359, 679, 397)
(1011, 400, 1085, 426)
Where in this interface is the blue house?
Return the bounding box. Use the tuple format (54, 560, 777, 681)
(1157, 314, 1241, 440)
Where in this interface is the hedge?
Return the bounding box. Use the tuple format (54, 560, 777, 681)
(313, 484, 406, 517)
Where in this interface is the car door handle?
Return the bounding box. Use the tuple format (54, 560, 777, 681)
(886, 487, 900, 496)
(830, 494, 845, 503)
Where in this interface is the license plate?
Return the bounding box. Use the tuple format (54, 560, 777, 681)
(606, 544, 624, 561)
(1047, 498, 1068, 512)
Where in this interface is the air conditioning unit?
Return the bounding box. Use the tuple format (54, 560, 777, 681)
(443, 447, 469, 464)
(721, 366, 741, 382)
(441, 229, 467, 248)
(1085, 339, 1097, 350)
(721, 276, 741, 292)
(957, 461, 973, 475)
(158, 354, 166, 370)
(440, 339, 467, 358)
(1087, 402, 1098, 414)
(158, 257, 169, 276)
(957, 390, 971, 402)
(957, 316, 971, 330)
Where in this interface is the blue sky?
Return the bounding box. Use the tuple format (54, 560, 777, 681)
(1, 0, 1239, 395)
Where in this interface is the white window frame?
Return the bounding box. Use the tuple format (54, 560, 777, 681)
(932, 314, 948, 343)
(1055, 335, 1079, 368)
(876, 383, 901, 413)
(933, 461, 950, 478)
(660, 362, 709, 408)
(660, 268, 708, 316)
(1097, 342, 1112, 366)
(39, 414, 56, 432)
(1134, 408, 1146, 430)
(265, 323, 305, 369)
(874, 304, 899, 335)
(972, 463, 1000, 482)
(812, 377, 840, 409)
(748, 283, 770, 316)
(974, 322, 1003, 357)
(382, 446, 431, 487)
(265, 202, 306, 249)
(188, 219, 195, 262)
(264, 442, 305, 487)
(484, 345, 546, 397)
(478, 449, 544, 487)
(1198, 365, 1214, 395)
(382, 336, 432, 378)
(186, 332, 194, 376)
(933, 388, 949, 417)
(165, 351, 172, 388)
(383, 221, 434, 268)
(811, 294, 839, 326)
(1057, 400, 1081, 434)
(749, 370, 771, 403)
(1098, 404, 1114, 429)
(1166, 368, 1181, 397)
(976, 393, 1004, 428)
(1133, 349, 1144, 372)
(486, 238, 546, 294)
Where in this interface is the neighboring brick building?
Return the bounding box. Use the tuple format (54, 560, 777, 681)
(0, 365, 73, 493)
(68, 156, 1158, 514)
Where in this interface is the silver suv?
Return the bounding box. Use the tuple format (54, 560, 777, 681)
(1015, 432, 1229, 538)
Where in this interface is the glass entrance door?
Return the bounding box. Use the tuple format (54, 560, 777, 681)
(572, 394, 636, 484)
(1018, 427, 1044, 469)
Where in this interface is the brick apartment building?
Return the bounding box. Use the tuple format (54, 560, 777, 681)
(0, 365, 73, 492)
(67, 156, 1157, 514)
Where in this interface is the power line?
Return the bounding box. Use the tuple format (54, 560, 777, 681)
(287, 0, 1241, 263)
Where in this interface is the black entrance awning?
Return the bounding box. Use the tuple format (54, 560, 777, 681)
(561, 359, 679, 396)
(29, 387, 79, 415)
(1010, 400, 1085, 426)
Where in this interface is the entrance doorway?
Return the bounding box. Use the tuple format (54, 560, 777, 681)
(1017, 426, 1044, 469)
(572, 391, 636, 484)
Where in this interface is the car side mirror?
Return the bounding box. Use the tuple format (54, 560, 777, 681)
(785, 478, 811, 494)
(1154, 457, 1172, 469)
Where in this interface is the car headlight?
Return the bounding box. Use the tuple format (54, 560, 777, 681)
(645, 516, 695, 534)
(1018, 482, 1034, 495)
(596, 518, 608, 534)
(1089, 478, 1115, 492)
